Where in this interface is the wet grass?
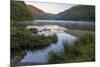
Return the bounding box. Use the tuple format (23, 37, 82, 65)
(49, 33, 95, 64)
(11, 21, 58, 65)
(11, 21, 58, 52)
(11, 28, 58, 51)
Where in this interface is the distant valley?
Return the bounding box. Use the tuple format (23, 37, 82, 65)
(11, 1, 95, 21)
(26, 4, 95, 21)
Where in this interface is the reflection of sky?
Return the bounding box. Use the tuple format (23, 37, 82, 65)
(24, 1, 76, 14)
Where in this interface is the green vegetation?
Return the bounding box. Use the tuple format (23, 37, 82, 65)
(11, 50, 27, 65)
(11, 1, 57, 52)
(11, 1, 95, 65)
(11, 1, 34, 21)
(11, 2, 58, 62)
(49, 34, 95, 64)
(65, 23, 95, 31)
(11, 21, 57, 64)
(11, 21, 57, 51)
(57, 5, 95, 21)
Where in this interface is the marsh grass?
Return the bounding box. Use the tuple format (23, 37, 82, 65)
(11, 21, 58, 65)
(11, 21, 58, 51)
(11, 28, 58, 50)
(49, 33, 95, 64)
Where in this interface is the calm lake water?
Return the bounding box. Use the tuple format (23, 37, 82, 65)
(22, 20, 95, 31)
(14, 20, 95, 64)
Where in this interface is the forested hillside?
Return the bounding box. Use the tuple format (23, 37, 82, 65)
(56, 5, 95, 21)
(11, 1, 34, 21)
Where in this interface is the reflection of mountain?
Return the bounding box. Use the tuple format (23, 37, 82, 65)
(54, 5, 95, 21)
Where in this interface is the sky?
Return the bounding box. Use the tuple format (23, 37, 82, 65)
(24, 1, 76, 14)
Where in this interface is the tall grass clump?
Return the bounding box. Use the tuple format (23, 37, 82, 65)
(49, 33, 95, 64)
(11, 21, 58, 51)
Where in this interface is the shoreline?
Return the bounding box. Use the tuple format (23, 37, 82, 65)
(66, 30, 95, 38)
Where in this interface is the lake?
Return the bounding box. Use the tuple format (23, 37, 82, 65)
(12, 20, 95, 65)
(21, 20, 95, 31)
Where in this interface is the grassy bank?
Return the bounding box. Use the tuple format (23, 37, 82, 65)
(66, 30, 95, 38)
(11, 1, 58, 51)
(11, 21, 57, 51)
(11, 21, 58, 64)
(49, 33, 95, 64)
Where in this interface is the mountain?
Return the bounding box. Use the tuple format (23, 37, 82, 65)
(11, 1, 34, 21)
(11, 1, 95, 21)
(55, 5, 95, 21)
(27, 5, 44, 13)
(26, 5, 56, 20)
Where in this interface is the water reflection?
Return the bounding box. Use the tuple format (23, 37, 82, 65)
(11, 24, 80, 65)
(11, 20, 95, 65)
(20, 31, 77, 64)
(11, 50, 27, 65)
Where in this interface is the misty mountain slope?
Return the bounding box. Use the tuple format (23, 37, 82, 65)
(11, 1, 95, 21)
(11, 1, 34, 21)
(55, 5, 95, 21)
